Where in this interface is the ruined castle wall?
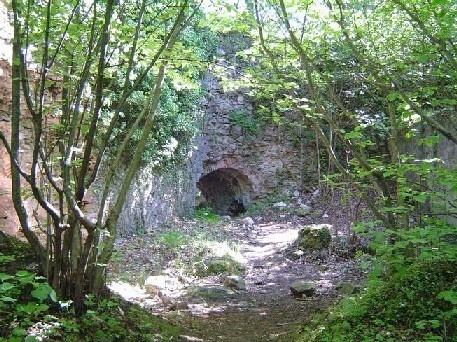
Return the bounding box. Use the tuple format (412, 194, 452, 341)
(198, 45, 316, 203)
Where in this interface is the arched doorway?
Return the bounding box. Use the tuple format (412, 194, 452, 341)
(197, 168, 251, 216)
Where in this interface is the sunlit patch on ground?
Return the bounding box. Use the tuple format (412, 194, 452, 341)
(108, 191, 366, 340)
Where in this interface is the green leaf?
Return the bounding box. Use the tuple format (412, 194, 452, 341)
(0, 282, 15, 292)
(0, 296, 17, 303)
(31, 283, 56, 302)
(438, 290, 457, 305)
(16, 302, 49, 314)
(15, 270, 33, 277)
(0, 273, 13, 282)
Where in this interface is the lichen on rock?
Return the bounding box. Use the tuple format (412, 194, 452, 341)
(297, 224, 332, 251)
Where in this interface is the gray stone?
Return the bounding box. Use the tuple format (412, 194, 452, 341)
(290, 280, 316, 298)
(144, 275, 179, 295)
(297, 224, 332, 250)
(203, 256, 245, 276)
(336, 282, 361, 295)
(223, 275, 246, 290)
(273, 202, 288, 208)
(179, 335, 205, 342)
(296, 204, 311, 217)
(190, 286, 233, 300)
(241, 216, 255, 227)
(168, 301, 189, 311)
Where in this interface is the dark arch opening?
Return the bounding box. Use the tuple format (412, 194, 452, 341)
(197, 168, 251, 216)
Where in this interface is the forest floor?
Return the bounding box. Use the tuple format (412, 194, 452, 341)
(108, 190, 368, 341)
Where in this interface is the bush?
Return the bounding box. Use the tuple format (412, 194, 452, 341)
(297, 220, 457, 342)
(0, 242, 181, 342)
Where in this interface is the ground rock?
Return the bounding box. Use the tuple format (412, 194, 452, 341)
(297, 224, 332, 250)
(290, 280, 316, 298)
(241, 216, 254, 227)
(203, 256, 245, 276)
(179, 335, 205, 342)
(144, 275, 179, 295)
(296, 204, 311, 217)
(336, 282, 361, 295)
(189, 286, 233, 300)
(223, 275, 246, 290)
(168, 301, 189, 311)
(273, 202, 288, 208)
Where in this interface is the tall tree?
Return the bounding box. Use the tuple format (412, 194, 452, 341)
(1, 0, 202, 313)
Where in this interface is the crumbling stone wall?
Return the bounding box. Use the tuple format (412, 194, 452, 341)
(197, 37, 317, 208)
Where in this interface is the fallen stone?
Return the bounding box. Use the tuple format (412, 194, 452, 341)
(292, 250, 304, 257)
(336, 282, 361, 295)
(322, 213, 329, 218)
(168, 301, 189, 311)
(223, 275, 246, 290)
(189, 286, 233, 300)
(144, 275, 179, 295)
(273, 202, 288, 208)
(290, 280, 316, 298)
(179, 335, 205, 342)
(293, 190, 300, 197)
(203, 256, 245, 276)
(296, 204, 311, 217)
(297, 224, 332, 251)
(241, 216, 255, 227)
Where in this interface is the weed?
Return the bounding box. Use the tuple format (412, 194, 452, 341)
(157, 231, 186, 249)
(195, 207, 220, 224)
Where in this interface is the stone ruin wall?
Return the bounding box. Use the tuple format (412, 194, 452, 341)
(0, 3, 315, 236)
(199, 69, 315, 204)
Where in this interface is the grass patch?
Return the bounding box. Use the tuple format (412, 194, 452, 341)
(157, 231, 186, 249)
(194, 207, 220, 224)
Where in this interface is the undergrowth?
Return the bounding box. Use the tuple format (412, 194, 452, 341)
(0, 236, 180, 342)
(194, 207, 220, 224)
(297, 220, 457, 342)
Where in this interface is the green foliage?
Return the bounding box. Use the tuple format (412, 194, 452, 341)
(110, 76, 203, 168)
(157, 231, 186, 249)
(52, 296, 180, 342)
(0, 246, 180, 342)
(297, 220, 457, 342)
(195, 207, 220, 224)
(108, 19, 216, 170)
(0, 261, 57, 341)
(228, 109, 260, 136)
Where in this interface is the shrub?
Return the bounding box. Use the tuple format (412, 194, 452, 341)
(195, 207, 220, 224)
(297, 220, 457, 341)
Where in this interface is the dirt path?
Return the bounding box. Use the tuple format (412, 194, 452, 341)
(164, 220, 359, 341)
(109, 215, 362, 341)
